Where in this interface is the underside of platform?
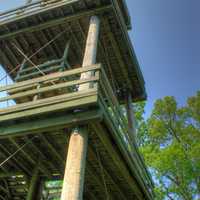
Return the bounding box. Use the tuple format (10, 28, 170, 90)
(0, 112, 151, 200)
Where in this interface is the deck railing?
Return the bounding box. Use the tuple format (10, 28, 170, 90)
(0, 0, 78, 25)
(0, 65, 99, 103)
(0, 64, 100, 122)
(99, 66, 154, 191)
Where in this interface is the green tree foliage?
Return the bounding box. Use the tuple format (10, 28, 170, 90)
(138, 92, 200, 200)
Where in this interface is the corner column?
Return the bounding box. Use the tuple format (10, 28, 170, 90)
(126, 92, 137, 144)
(26, 166, 40, 200)
(61, 16, 100, 200)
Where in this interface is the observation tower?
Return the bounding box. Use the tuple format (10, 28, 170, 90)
(0, 0, 153, 199)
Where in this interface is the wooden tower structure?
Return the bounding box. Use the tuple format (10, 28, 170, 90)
(0, 0, 154, 199)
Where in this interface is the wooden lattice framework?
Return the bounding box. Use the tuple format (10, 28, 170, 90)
(0, 0, 153, 199)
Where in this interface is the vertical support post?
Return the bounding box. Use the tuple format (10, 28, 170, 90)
(15, 58, 27, 82)
(61, 16, 100, 200)
(61, 127, 88, 200)
(26, 166, 40, 200)
(79, 15, 100, 90)
(126, 92, 137, 144)
(61, 40, 71, 70)
(36, 179, 45, 200)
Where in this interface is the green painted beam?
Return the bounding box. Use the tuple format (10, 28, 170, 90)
(0, 109, 102, 138)
(0, 90, 98, 122)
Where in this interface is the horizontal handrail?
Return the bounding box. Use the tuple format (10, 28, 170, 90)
(0, 64, 101, 92)
(0, 76, 99, 103)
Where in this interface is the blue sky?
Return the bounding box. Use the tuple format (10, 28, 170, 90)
(0, 0, 199, 116)
(128, 0, 199, 116)
(0, 0, 26, 11)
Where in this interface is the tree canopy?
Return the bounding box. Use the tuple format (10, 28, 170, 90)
(137, 91, 200, 200)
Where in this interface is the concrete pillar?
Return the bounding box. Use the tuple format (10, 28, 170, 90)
(60, 16, 100, 200)
(61, 127, 88, 200)
(79, 15, 100, 90)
